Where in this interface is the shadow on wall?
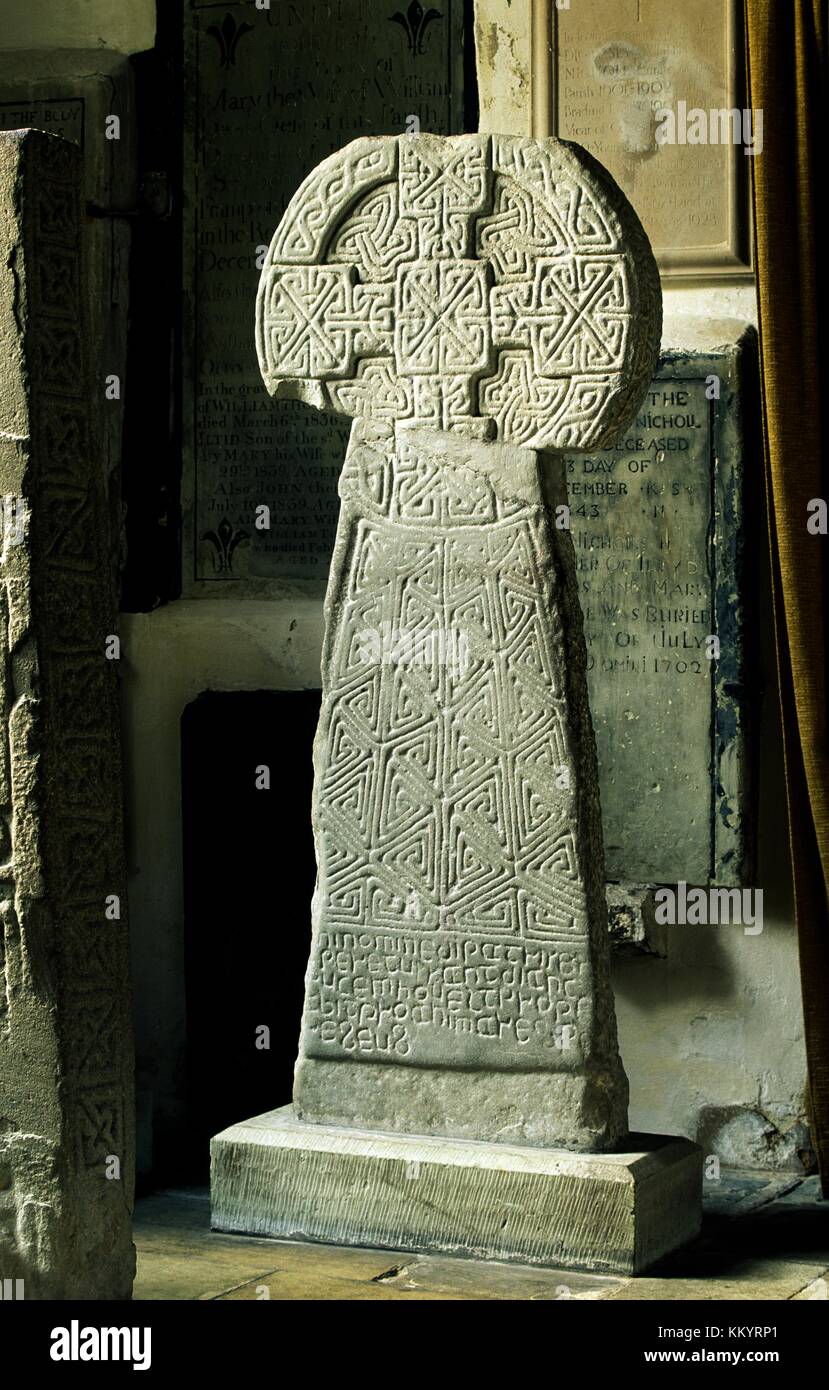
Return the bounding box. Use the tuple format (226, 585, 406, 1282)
(181, 689, 321, 1180)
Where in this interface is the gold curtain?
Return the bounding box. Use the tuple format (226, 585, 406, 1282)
(744, 0, 829, 1192)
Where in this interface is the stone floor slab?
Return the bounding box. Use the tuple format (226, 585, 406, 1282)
(133, 1179, 827, 1301)
(369, 1254, 623, 1300)
(214, 1272, 471, 1301)
(791, 1274, 829, 1300)
(606, 1257, 829, 1301)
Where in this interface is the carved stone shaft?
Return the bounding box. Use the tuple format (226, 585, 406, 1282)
(0, 131, 134, 1299)
(254, 133, 662, 1150)
(295, 418, 628, 1149)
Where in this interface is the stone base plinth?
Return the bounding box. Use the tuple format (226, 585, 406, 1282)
(211, 1107, 701, 1275)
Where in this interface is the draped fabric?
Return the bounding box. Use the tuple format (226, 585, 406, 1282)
(744, 0, 829, 1192)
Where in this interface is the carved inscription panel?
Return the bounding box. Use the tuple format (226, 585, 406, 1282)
(553, 0, 750, 273)
(565, 349, 750, 886)
(308, 931, 590, 1066)
(0, 98, 83, 145)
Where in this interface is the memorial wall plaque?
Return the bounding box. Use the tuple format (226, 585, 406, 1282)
(0, 96, 83, 144)
(550, 0, 751, 277)
(563, 337, 753, 888)
(183, 0, 465, 593)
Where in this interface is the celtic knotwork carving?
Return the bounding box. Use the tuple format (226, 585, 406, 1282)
(328, 185, 415, 281)
(396, 261, 491, 374)
(257, 133, 661, 450)
(398, 135, 489, 257)
(262, 265, 392, 376)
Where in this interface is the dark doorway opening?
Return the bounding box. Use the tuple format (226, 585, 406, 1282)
(181, 689, 321, 1179)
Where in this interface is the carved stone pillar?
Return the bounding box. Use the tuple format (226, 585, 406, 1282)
(213, 133, 701, 1272)
(0, 130, 134, 1300)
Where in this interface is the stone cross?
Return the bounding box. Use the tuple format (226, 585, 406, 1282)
(214, 135, 699, 1273)
(256, 132, 660, 1150)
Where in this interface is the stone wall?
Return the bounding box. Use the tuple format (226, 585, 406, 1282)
(4, 0, 154, 54)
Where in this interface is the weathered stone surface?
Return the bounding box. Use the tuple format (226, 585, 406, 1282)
(211, 1108, 702, 1275)
(294, 418, 627, 1150)
(607, 883, 667, 957)
(699, 1105, 813, 1174)
(257, 134, 661, 450)
(0, 51, 136, 212)
(606, 1259, 829, 1301)
(254, 134, 664, 1153)
(0, 130, 134, 1299)
(793, 1276, 829, 1301)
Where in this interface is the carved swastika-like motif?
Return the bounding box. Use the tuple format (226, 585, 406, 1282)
(262, 265, 392, 377)
(257, 133, 661, 450)
(396, 261, 491, 375)
(398, 136, 489, 258)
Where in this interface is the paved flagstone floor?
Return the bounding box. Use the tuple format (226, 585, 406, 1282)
(132, 1172, 828, 1300)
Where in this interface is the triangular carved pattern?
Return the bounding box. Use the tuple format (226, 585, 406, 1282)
(319, 513, 584, 943)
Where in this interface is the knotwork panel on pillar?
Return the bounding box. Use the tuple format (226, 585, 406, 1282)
(256, 132, 661, 450)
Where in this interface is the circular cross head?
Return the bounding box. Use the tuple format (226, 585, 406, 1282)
(256, 134, 661, 451)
